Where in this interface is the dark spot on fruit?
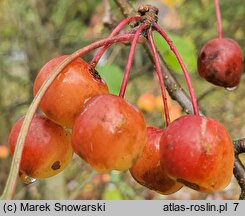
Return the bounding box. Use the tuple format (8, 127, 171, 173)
(51, 161, 61, 170)
(204, 51, 219, 64)
(19, 171, 23, 177)
(225, 70, 232, 76)
(206, 68, 229, 86)
(200, 52, 206, 59)
(232, 62, 237, 71)
(177, 178, 200, 191)
(206, 69, 217, 80)
(45, 109, 55, 121)
(89, 68, 102, 80)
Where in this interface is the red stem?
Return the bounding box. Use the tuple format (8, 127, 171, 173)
(90, 16, 142, 67)
(215, 0, 222, 39)
(0, 33, 135, 200)
(147, 29, 170, 126)
(153, 23, 199, 115)
(119, 23, 148, 97)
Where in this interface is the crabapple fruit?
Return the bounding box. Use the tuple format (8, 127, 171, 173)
(8, 114, 73, 179)
(72, 94, 147, 172)
(160, 114, 234, 192)
(130, 126, 183, 194)
(197, 38, 243, 88)
(33, 55, 108, 128)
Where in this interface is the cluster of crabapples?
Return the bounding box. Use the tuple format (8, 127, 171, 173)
(8, 54, 237, 194)
(7, 3, 243, 195)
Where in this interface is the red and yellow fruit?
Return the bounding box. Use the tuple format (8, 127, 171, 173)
(155, 95, 182, 122)
(160, 114, 234, 192)
(33, 55, 109, 128)
(155, 94, 172, 113)
(130, 127, 183, 194)
(137, 92, 156, 113)
(0, 145, 9, 159)
(72, 94, 147, 172)
(8, 114, 73, 179)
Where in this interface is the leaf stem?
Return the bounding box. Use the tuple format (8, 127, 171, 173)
(0, 33, 135, 200)
(153, 23, 199, 116)
(147, 29, 170, 126)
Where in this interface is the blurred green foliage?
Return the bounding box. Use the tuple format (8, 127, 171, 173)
(102, 184, 123, 200)
(97, 64, 123, 95)
(153, 32, 197, 73)
(178, 0, 245, 49)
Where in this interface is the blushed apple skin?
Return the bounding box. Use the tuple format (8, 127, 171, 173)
(8, 114, 73, 178)
(33, 55, 108, 128)
(130, 127, 183, 195)
(71, 94, 147, 172)
(197, 38, 244, 88)
(160, 114, 234, 192)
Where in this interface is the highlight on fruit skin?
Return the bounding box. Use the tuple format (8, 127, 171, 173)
(71, 94, 147, 172)
(8, 114, 73, 179)
(33, 55, 109, 128)
(197, 38, 244, 88)
(130, 126, 183, 195)
(160, 114, 234, 193)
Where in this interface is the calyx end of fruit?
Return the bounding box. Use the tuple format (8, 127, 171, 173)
(176, 178, 200, 191)
(89, 67, 102, 80)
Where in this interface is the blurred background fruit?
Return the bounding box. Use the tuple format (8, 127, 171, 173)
(137, 92, 156, 113)
(0, 145, 9, 159)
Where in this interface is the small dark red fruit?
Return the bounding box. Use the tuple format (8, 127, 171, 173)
(130, 127, 183, 194)
(72, 94, 147, 172)
(160, 114, 234, 192)
(33, 55, 108, 128)
(197, 38, 244, 87)
(8, 114, 73, 179)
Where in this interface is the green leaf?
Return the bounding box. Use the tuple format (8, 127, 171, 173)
(153, 32, 197, 73)
(102, 184, 123, 200)
(97, 64, 123, 95)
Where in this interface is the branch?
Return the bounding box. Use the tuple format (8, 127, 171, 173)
(114, 0, 136, 18)
(233, 138, 245, 200)
(197, 87, 217, 103)
(113, 0, 201, 115)
(0, 33, 136, 200)
(233, 139, 245, 155)
(113, 0, 245, 200)
(234, 158, 245, 200)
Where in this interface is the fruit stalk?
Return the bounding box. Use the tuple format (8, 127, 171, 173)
(0, 33, 136, 200)
(119, 23, 148, 97)
(215, 0, 222, 39)
(115, 0, 202, 115)
(90, 16, 142, 67)
(147, 29, 170, 126)
(153, 23, 199, 116)
(114, 0, 245, 198)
